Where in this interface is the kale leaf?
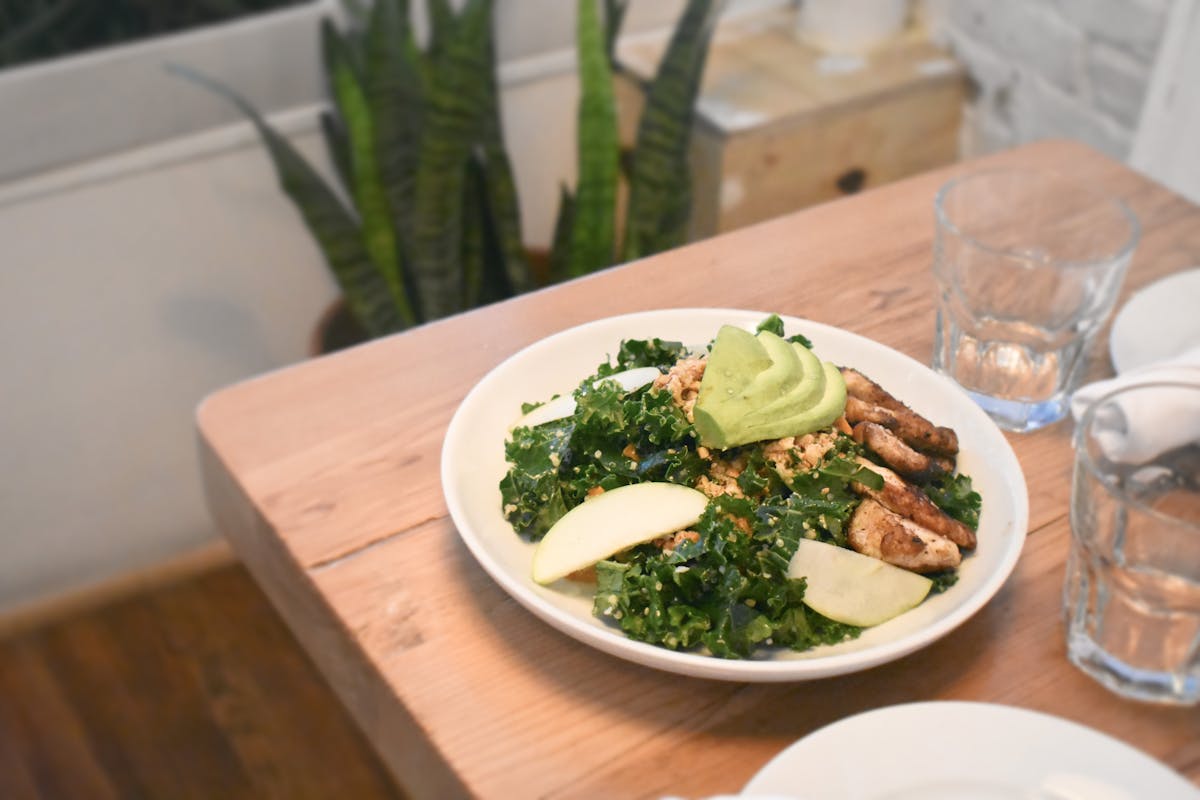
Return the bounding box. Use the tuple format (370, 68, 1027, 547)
(499, 420, 573, 539)
(924, 473, 982, 529)
(755, 313, 813, 349)
(596, 337, 686, 376)
(592, 497, 861, 658)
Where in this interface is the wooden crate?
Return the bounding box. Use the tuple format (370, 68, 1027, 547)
(615, 9, 966, 238)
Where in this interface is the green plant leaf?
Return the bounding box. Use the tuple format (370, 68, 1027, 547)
(427, 0, 456, 63)
(0, 0, 73, 67)
(477, 0, 534, 293)
(319, 110, 354, 196)
(410, 0, 493, 319)
(462, 153, 514, 308)
(566, 0, 619, 277)
(340, 0, 371, 28)
(477, 131, 533, 292)
(365, 0, 425, 215)
(549, 183, 577, 283)
(323, 19, 419, 325)
(603, 0, 630, 65)
(461, 154, 486, 309)
(620, 0, 725, 262)
(363, 0, 426, 306)
(167, 64, 409, 338)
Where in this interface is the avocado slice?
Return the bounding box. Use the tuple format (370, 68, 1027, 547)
(694, 326, 848, 449)
(740, 361, 847, 442)
(693, 326, 773, 445)
(742, 341, 825, 424)
(694, 331, 803, 444)
(752, 331, 805, 400)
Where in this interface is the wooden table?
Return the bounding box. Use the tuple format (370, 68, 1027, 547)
(198, 140, 1200, 798)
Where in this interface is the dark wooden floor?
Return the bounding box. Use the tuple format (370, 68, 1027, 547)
(0, 565, 403, 800)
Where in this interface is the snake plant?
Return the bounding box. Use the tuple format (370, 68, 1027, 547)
(177, 0, 723, 339)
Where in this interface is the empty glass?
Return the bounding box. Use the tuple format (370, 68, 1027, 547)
(1065, 381, 1200, 705)
(932, 170, 1139, 432)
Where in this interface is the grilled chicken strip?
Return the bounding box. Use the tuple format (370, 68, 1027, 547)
(841, 368, 959, 457)
(852, 458, 977, 550)
(852, 421, 953, 482)
(841, 368, 905, 408)
(848, 499, 961, 573)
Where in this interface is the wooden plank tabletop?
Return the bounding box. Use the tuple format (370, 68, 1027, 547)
(197, 140, 1200, 799)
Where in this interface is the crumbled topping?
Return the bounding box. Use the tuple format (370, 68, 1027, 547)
(655, 529, 701, 553)
(653, 356, 707, 422)
(696, 453, 748, 499)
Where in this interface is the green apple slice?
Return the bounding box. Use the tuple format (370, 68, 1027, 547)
(512, 394, 576, 429)
(532, 483, 708, 585)
(787, 538, 933, 627)
(510, 366, 663, 430)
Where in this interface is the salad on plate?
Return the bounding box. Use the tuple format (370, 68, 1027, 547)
(499, 315, 982, 659)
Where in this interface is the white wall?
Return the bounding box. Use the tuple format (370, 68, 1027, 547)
(0, 0, 783, 613)
(923, 0, 1172, 159)
(1131, 0, 1200, 204)
(0, 127, 340, 611)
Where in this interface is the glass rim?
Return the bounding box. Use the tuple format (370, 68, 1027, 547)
(935, 168, 1141, 268)
(1074, 379, 1200, 532)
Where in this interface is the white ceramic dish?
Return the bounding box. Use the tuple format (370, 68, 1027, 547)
(1109, 268, 1200, 374)
(440, 309, 1029, 682)
(742, 701, 1199, 798)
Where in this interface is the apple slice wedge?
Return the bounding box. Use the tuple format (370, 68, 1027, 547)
(511, 394, 575, 429)
(532, 482, 708, 585)
(787, 538, 933, 627)
(510, 366, 663, 430)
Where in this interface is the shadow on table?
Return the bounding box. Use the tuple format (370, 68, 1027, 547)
(446, 529, 1008, 772)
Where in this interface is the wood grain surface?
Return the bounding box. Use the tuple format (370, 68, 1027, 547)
(198, 140, 1200, 798)
(615, 10, 965, 236)
(0, 566, 401, 800)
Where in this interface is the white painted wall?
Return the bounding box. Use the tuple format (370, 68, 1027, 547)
(0, 127, 339, 611)
(923, 0, 1173, 159)
(0, 0, 784, 613)
(1131, 0, 1200, 204)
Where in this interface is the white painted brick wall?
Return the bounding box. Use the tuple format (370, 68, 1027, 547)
(924, 0, 1170, 159)
(1087, 42, 1154, 127)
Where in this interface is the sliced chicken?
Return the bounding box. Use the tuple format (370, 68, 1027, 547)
(844, 396, 901, 427)
(841, 368, 959, 457)
(848, 499, 961, 573)
(852, 421, 953, 482)
(852, 458, 977, 550)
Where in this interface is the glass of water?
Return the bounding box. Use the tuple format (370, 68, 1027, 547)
(1066, 381, 1200, 705)
(932, 169, 1139, 432)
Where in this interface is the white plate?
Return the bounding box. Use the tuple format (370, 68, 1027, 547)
(440, 309, 1028, 682)
(1110, 268, 1200, 374)
(742, 701, 1199, 799)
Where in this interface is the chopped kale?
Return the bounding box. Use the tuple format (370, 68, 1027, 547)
(926, 569, 960, 594)
(499, 420, 573, 539)
(596, 337, 686, 376)
(755, 313, 813, 349)
(925, 473, 982, 530)
(755, 314, 786, 337)
(592, 497, 861, 658)
(500, 322, 973, 660)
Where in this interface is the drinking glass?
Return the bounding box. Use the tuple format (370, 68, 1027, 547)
(932, 170, 1139, 432)
(1065, 381, 1200, 705)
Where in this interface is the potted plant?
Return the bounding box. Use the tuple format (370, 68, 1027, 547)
(177, 0, 726, 349)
